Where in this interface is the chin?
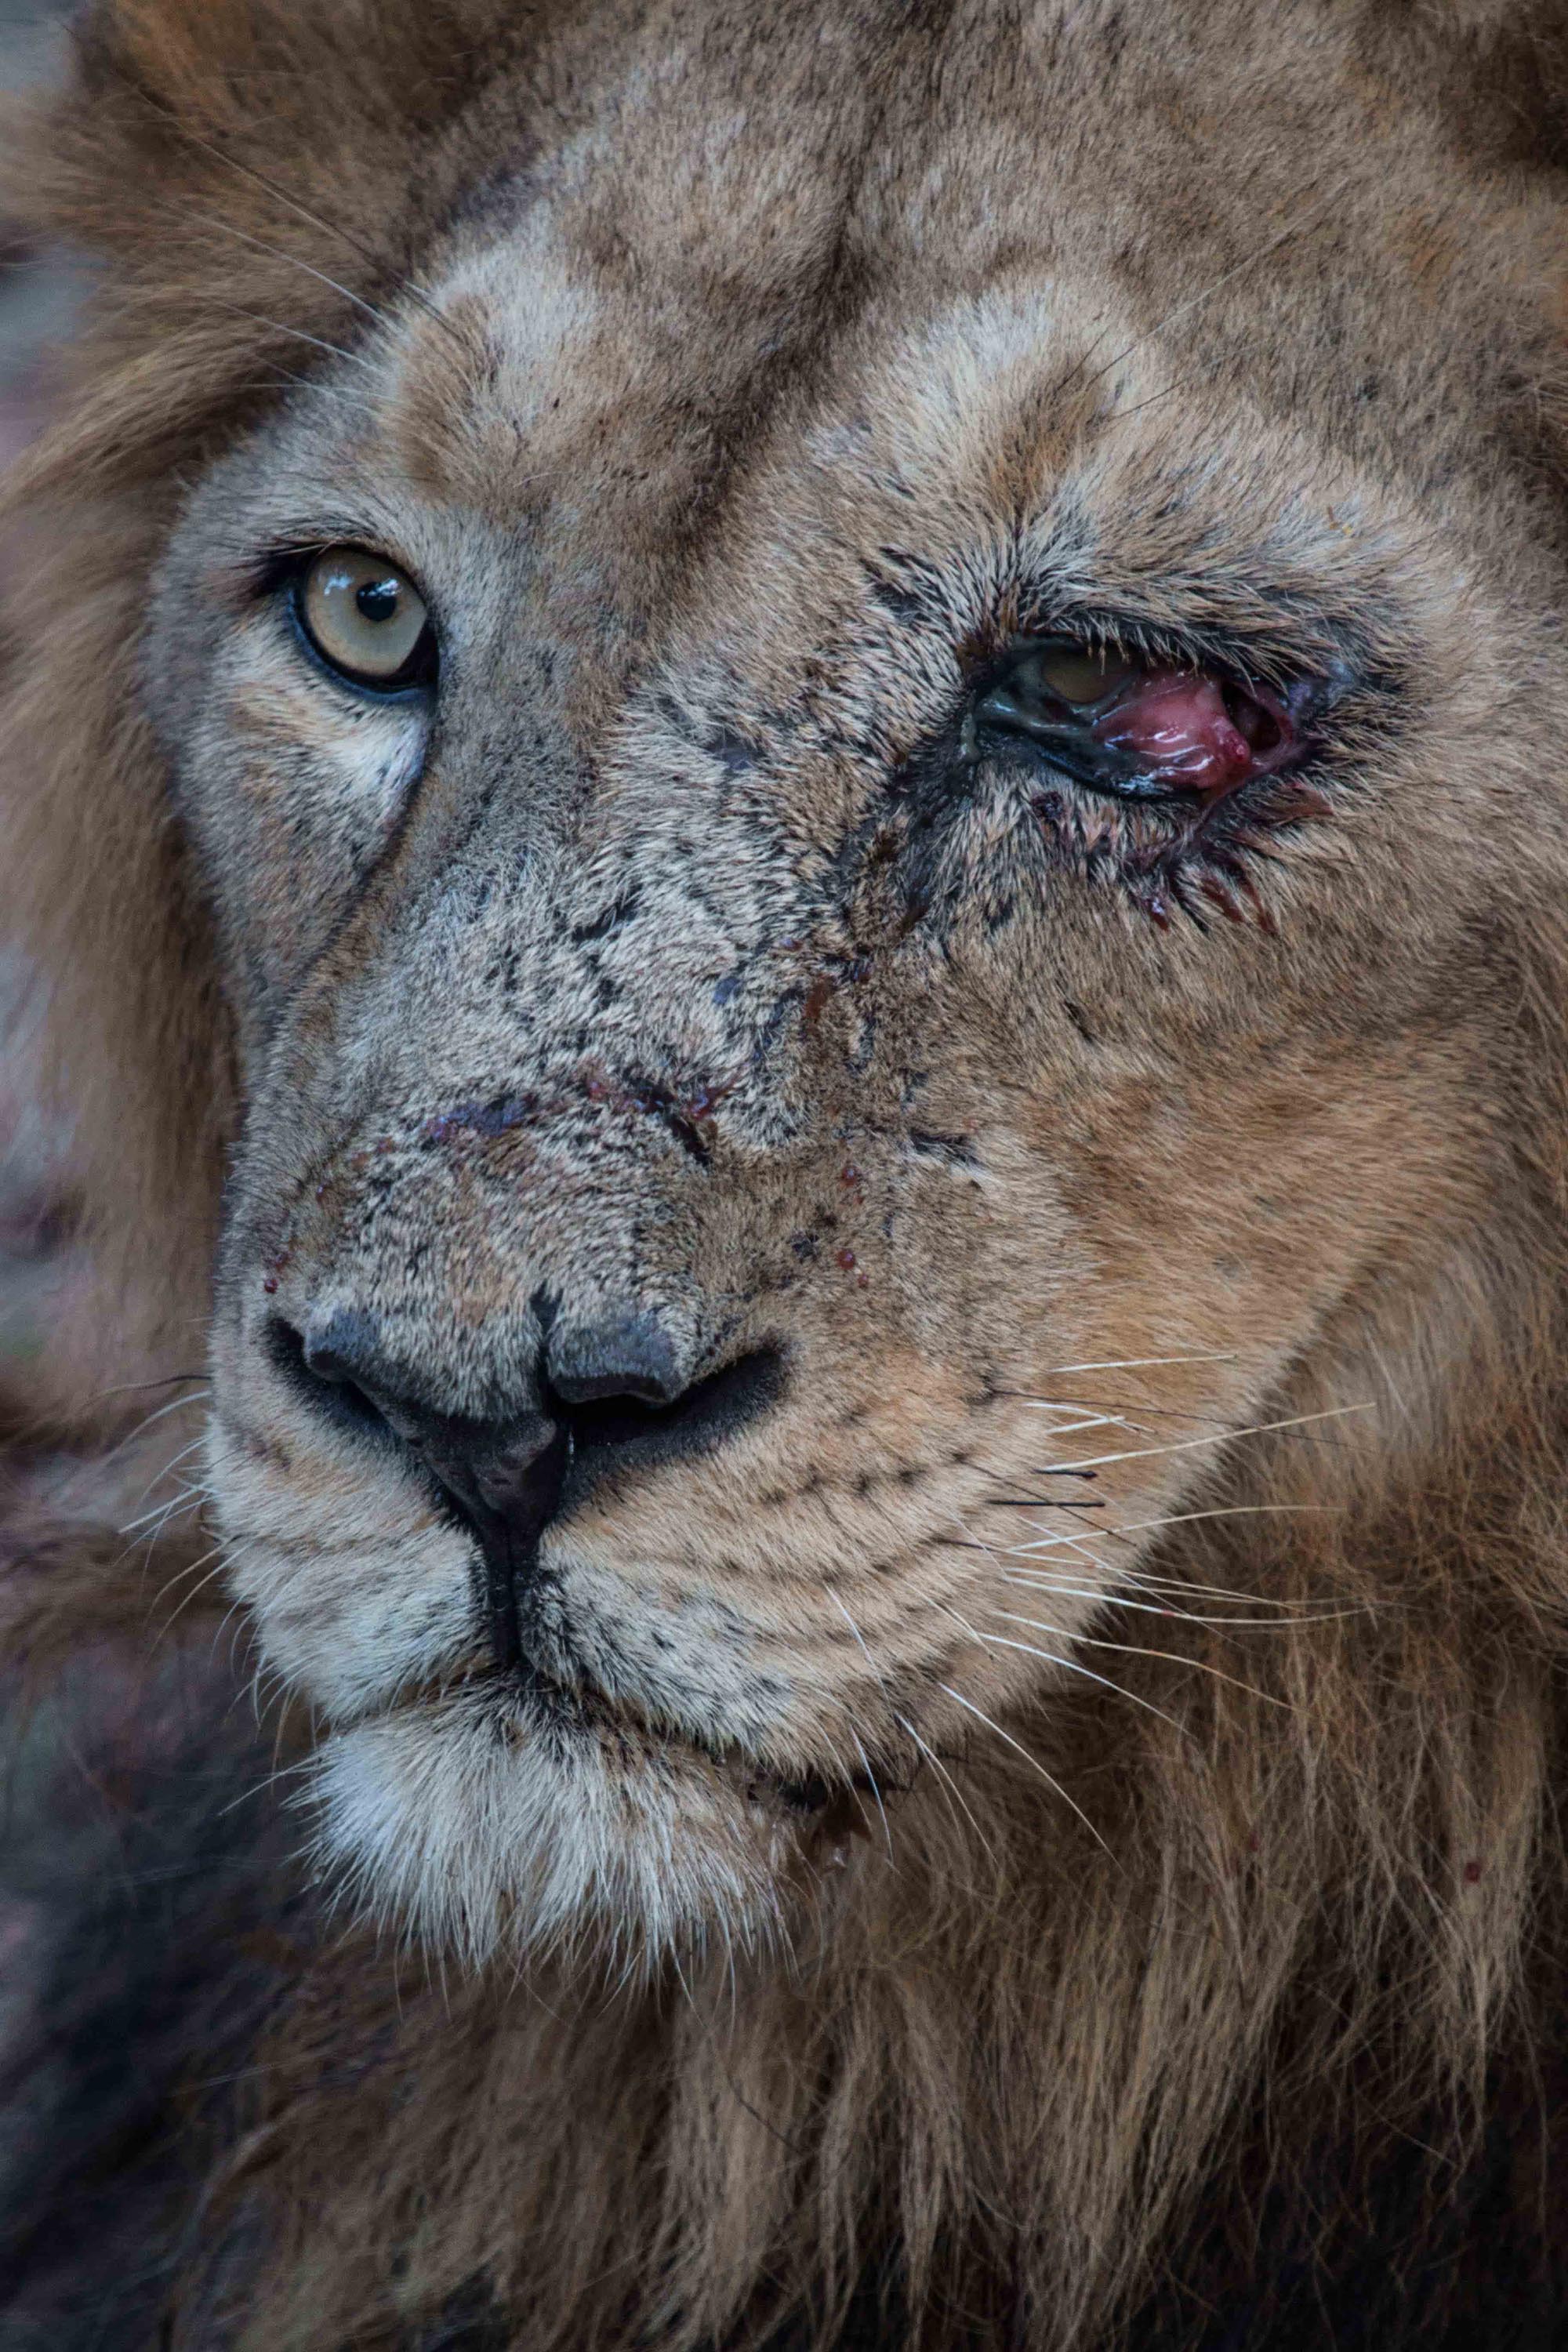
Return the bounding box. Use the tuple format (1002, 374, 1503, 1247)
(307, 1679, 811, 1975)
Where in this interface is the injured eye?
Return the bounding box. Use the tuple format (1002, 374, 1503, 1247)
(975, 633, 1310, 802)
(293, 548, 435, 691)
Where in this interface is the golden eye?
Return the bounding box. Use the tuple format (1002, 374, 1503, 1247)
(1012, 638, 1134, 706)
(296, 547, 434, 688)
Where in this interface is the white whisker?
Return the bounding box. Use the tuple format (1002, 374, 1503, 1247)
(151, 1540, 253, 1645)
(118, 1472, 208, 1537)
(968, 1625, 1189, 1733)
(893, 1710, 1000, 1874)
(175, 206, 402, 337)
(194, 294, 374, 369)
(847, 1726, 895, 1864)
(1076, 175, 1356, 393)
(1022, 1401, 1374, 1468)
(1000, 1570, 1367, 1628)
(1033, 1353, 1240, 1375)
(935, 1680, 1116, 1860)
(56, 1385, 209, 1500)
(990, 1612, 1298, 1710)
(1003, 1410, 1133, 1431)
(136, 100, 459, 339)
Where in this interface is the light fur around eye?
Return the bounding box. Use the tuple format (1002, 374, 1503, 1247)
(297, 548, 433, 688)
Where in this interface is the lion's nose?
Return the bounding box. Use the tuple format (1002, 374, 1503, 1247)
(265, 1304, 785, 1673)
(277, 1305, 568, 1672)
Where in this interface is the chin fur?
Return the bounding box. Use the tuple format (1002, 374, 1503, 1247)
(307, 1682, 804, 1975)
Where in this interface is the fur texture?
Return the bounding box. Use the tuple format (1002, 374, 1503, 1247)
(5, 1, 1568, 2344)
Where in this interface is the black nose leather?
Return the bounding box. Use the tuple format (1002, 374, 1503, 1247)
(544, 1307, 684, 1406)
(285, 1308, 568, 1672)
(267, 1304, 785, 1675)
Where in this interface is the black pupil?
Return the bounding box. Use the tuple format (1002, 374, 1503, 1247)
(355, 577, 401, 625)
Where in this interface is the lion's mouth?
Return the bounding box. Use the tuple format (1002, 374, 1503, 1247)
(389, 1645, 880, 1833)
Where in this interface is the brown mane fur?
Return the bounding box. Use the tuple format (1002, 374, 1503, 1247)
(6, 5, 1568, 2348)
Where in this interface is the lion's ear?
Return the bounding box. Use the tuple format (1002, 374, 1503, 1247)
(0, 0, 528, 1414)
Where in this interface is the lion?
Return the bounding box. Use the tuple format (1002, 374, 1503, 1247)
(3, 0, 1568, 2343)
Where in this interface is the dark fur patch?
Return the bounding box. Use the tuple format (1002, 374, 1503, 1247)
(0, 1632, 305, 2350)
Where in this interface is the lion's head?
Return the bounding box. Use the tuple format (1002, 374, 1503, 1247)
(7, 3, 1568, 2340)
(9, 0, 1568, 1963)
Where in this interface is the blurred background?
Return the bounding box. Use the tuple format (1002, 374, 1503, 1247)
(1, 0, 89, 1438)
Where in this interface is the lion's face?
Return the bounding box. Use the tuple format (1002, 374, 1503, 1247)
(140, 3, 1568, 1963)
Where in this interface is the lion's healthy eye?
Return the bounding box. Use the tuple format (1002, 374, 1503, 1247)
(977, 635, 1308, 803)
(296, 548, 434, 689)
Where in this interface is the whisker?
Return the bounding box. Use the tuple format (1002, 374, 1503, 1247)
(111, 1489, 212, 1580)
(216, 1750, 318, 1820)
(985, 1497, 1107, 1511)
(1081, 1570, 1345, 1616)
(1029, 1353, 1240, 1376)
(1098, 376, 1205, 430)
(1022, 1399, 1257, 1432)
(118, 1468, 209, 1537)
(936, 1680, 1116, 1860)
(126, 86, 463, 341)
(848, 1726, 895, 1864)
(149, 1536, 228, 1598)
(964, 1456, 1107, 1512)
(209, 1586, 256, 1672)
(1034, 1364, 1241, 1374)
(1000, 1571, 1367, 1628)
(62, 1370, 205, 1408)
(1022, 1401, 1374, 1471)
(997, 1500, 1358, 1611)
(150, 1544, 244, 1646)
(1078, 175, 1356, 394)
(990, 1611, 1298, 1711)
(1041, 177, 1351, 437)
(1006, 1409, 1134, 1429)
(246, 365, 383, 419)
(967, 1624, 1189, 1734)
(820, 1589, 900, 1863)
(994, 1523, 1114, 1571)
(1108, 1569, 1348, 1617)
(893, 1710, 1000, 1875)
(116, 1488, 203, 1541)
(191, 289, 375, 369)
(116, 1436, 209, 1530)
(56, 1386, 209, 1499)
(172, 207, 401, 339)
(1101, 1502, 1341, 1541)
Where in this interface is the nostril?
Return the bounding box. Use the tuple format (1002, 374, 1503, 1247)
(264, 1315, 392, 1442)
(557, 1343, 788, 1492)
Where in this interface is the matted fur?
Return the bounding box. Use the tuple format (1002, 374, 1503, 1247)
(5, 2, 1568, 2347)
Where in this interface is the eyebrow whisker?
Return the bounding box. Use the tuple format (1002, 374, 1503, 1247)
(174, 208, 401, 339)
(194, 296, 376, 372)
(125, 81, 466, 347)
(1076, 172, 1357, 398)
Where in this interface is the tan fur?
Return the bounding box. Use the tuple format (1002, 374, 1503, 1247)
(5, 2, 1568, 2345)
